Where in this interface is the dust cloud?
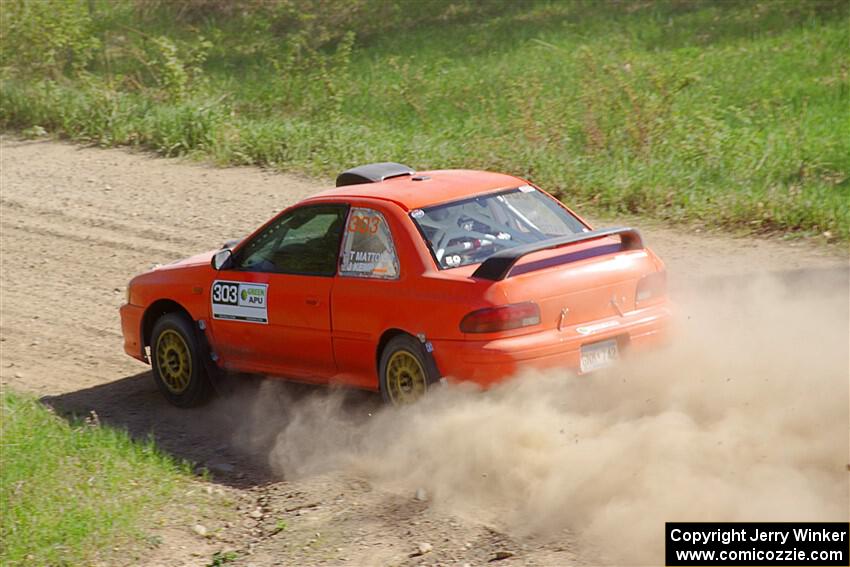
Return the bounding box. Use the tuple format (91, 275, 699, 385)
(242, 270, 849, 564)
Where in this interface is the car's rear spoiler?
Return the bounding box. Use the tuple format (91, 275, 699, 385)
(471, 227, 644, 281)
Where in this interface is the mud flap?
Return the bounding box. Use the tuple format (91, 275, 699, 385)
(421, 340, 443, 386)
(194, 320, 233, 396)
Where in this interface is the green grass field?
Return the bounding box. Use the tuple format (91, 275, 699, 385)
(1, 0, 847, 240)
(0, 390, 192, 566)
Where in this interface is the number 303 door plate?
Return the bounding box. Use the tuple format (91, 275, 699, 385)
(211, 280, 269, 324)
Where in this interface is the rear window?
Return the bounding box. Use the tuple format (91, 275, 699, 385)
(410, 186, 587, 270)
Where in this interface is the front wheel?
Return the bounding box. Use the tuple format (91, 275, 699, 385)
(378, 335, 439, 406)
(150, 313, 212, 407)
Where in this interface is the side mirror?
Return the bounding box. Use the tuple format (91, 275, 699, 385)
(211, 248, 233, 271)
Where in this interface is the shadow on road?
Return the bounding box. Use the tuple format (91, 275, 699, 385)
(42, 370, 381, 488)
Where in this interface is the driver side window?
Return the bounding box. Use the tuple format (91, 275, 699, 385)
(235, 204, 347, 276)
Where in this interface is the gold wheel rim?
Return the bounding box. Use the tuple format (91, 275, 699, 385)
(155, 329, 192, 394)
(386, 350, 426, 405)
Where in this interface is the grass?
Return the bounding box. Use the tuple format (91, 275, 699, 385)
(0, 389, 193, 566)
(0, 0, 848, 240)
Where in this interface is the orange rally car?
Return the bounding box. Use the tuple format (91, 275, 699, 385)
(120, 163, 671, 407)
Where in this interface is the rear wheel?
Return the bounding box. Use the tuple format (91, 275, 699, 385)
(378, 335, 438, 405)
(151, 313, 212, 407)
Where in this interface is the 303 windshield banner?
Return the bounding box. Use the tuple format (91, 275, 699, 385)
(666, 522, 849, 566)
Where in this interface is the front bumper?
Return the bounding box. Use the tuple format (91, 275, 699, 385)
(431, 302, 672, 386)
(119, 303, 147, 362)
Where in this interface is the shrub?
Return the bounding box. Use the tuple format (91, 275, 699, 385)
(0, 0, 101, 78)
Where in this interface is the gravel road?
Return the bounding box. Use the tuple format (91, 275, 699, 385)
(1, 137, 846, 566)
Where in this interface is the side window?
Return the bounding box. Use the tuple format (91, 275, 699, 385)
(236, 204, 347, 276)
(339, 208, 399, 279)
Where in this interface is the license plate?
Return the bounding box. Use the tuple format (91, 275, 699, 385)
(580, 339, 619, 373)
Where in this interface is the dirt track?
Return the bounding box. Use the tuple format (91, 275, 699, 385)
(1, 137, 848, 566)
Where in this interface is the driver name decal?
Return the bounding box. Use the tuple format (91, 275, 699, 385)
(341, 250, 385, 273)
(211, 280, 268, 324)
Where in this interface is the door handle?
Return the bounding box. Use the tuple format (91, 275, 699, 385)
(305, 297, 320, 306)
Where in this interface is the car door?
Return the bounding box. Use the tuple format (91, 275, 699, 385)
(331, 204, 403, 388)
(209, 203, 347, 380)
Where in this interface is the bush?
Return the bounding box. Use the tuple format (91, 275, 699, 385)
(0, 0, 101, 78)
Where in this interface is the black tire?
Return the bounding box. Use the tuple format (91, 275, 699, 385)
(378, 334, 439, 405)
(150, 313, 213, 407)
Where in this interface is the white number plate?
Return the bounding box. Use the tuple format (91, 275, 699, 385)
(211, 280, 269, 324)
(580, 339, 619, 373)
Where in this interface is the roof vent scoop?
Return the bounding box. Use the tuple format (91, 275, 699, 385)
(336, 162, 415, 187)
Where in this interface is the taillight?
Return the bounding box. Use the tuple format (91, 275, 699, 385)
(460, 302, 541, 333)
(636, 271, 667, 303)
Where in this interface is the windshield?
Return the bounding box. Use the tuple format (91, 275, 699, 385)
(411, 186, 587, 269)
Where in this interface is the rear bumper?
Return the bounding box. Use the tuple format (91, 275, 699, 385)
(119, 303, 147, 363)
(431, 302, 672, 387)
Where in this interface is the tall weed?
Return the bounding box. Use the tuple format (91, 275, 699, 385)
(0, 0, 847, 240)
